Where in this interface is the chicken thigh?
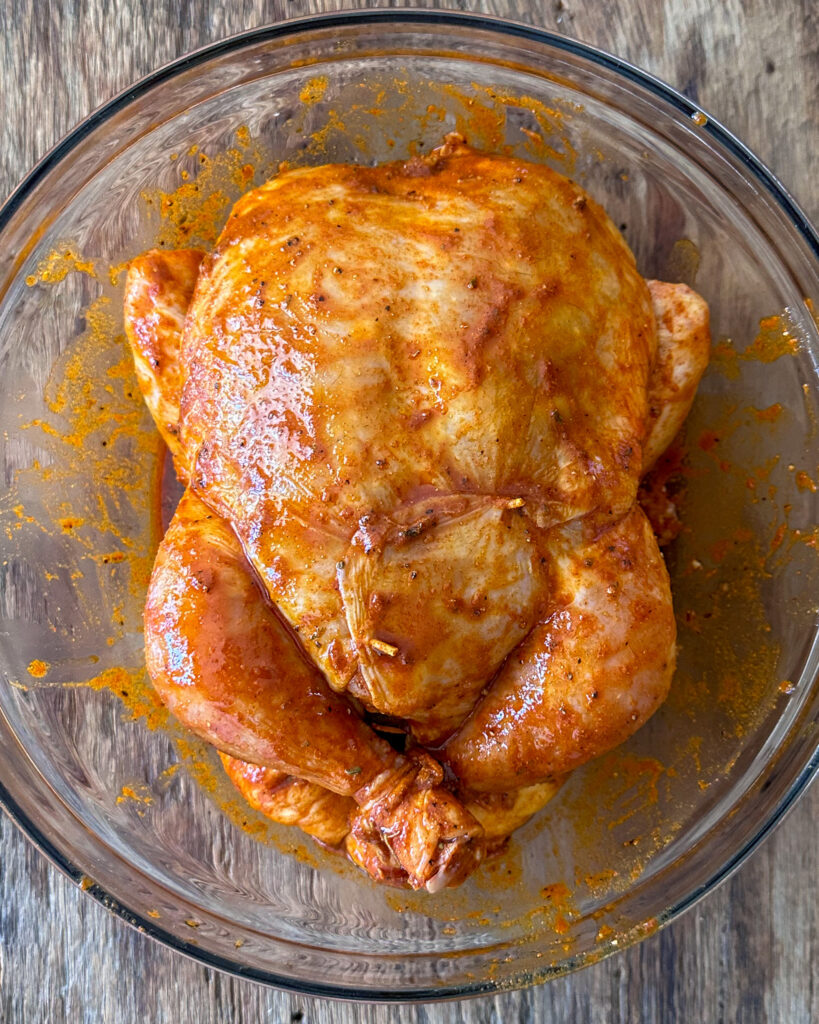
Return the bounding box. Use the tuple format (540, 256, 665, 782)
(125, 135, 709, 889)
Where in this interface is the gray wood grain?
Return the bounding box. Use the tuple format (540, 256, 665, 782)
(0, 1, 817, 1021)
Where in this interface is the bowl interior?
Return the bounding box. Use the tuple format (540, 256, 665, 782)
(0, 14, 817, 998)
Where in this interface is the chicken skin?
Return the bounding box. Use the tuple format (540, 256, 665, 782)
(125, 135, 709, 890)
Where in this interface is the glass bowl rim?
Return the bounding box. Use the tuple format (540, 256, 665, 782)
(0, 7, 817, 1002)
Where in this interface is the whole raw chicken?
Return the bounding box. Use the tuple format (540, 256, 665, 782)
(124, 135, 709, 891)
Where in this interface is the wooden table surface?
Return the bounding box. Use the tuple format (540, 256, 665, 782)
(0, 1, 816, 1021)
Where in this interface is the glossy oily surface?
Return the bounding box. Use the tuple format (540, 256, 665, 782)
(0, 11, 816, 999)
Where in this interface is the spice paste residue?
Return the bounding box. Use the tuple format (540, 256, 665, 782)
(25, 247, 96, 286)
(710, 314, 800, 381)
(280, 75, 578, 176)
(141, 131, 267, 249)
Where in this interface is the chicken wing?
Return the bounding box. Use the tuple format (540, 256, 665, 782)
(643, 280, 711, 470)
(123, 247, 204, 469)
(219, 753, 353, 847)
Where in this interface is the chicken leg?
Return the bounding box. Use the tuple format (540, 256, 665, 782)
(442, 505, 675, 791)
(127, 250, 484, 885)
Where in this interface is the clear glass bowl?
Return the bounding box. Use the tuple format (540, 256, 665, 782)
(0, 10, 817, 1000)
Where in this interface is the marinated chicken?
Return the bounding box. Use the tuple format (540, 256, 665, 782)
(124, 135, 710, 890)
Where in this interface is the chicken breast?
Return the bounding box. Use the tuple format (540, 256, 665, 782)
(178, 135, 659, 739)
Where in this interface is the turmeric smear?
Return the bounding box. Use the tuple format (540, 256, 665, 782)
(26, 659, 49, 678)
(146, 183, 231, 247)
(141, 126, 265, 249)
(11, 273, 164, 636)
(669, 441, 781, 739)
(87, 551, 127, 565)
(296, 107, 351, 164)
(108, 261, 129, 287)
(116, 783, 154, 812)
(711, 314, 800, 380)
(798, 527, 819, 548)
(709, 526, 754, 564)
(697, 429, 720, 452)
(25, 247, 96, 286)
(554, 914, 571, 936)
(58, 516, 85, 534)
(744, 315, 799, 361)
(433, 82, 577, 172)
(770, 523, 787, 554)
(299, 75, 328, 106)
(753, 403, 784, 423)
(76, 667, 169, 729)
(287, 74, 578, 178)
(537, 881, 577, 939)
(540, 881, 571, 902)
(603, 754, 665, 829)
(583, 868, 619, 895)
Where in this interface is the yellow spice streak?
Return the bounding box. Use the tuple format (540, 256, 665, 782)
(108, 261, 129, 287)
(432, 83, 577, 172)
(141, 130, 264, 249)
(746, 315, 799, 361)
(538, 882, 578, 938)
(25, 247, 96, 286)
(711, 314, 800, 380)
(80, 667, 169, 729)
(583, 868, 619, 894)
(116, 784, 154, 810)
(299, 75, 328, 105)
